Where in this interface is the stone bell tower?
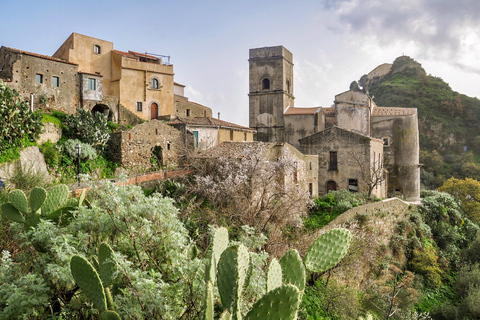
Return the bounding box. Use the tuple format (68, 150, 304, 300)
(248, 46, 294, 142)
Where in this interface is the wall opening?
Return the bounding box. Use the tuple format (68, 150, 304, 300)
(327, 180, 337, 193)
(262, 78, 270, 90)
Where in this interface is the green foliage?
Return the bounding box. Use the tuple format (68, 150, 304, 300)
(107, 121, 119, 132)
(39, 140, 60, 167)
(0, 79, 43, 156)
(408, 240, 443, 288)
(70, 255, 107, 311)
(62, 108, 110, 151)
(304, 190, 372, 230)
(40, 112, 62, 127)
(439, 177, 480, 223)
(62, 138, 98, 161)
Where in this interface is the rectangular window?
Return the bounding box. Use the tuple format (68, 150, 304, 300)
(186, 109, 190, 117)
(329, 151, 338, 170)
(136, 102, 143, 112)
(383, 137, 389, 146)
(348, 179, 358, 192)
(52, 76, 59, 87)
(94, 45, 101, 54)
(309, 183, 313, 196)
(244, 132, 247, 141)
(88, 78, 96, 90)
(193, 131, 199, 148)
(36, 74, 43, 84)
(230, 130, 234, 141)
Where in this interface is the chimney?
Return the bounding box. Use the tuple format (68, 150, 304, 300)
(218, 112, 220, 120)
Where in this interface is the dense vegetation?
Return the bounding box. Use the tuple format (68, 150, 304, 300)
(358, 56, 480, 188)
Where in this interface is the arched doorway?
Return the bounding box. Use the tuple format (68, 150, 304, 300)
(92, 104, 112, 121)
(151, 103, 158, 120)
(326, 180, 337, 193)
(151, 145, 163, 168)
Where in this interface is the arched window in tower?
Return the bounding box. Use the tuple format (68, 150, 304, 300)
(151, 78, 159, 89)
(262, 78, 270, 90)
(286, 79, 290, 94)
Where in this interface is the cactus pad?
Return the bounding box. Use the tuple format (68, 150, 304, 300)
(212, 227, 229, 267)
(206, 255, 216, 283)
(244, 284, 301, 320)
(78, 189, 87, 207)
(304, 228, 352, 273)
(9, 189, 28, 214)
(205, 281, 214, 320)
(266, 258, 282, 292)
(99, 310, 122, 320)
(66, 198, 79, 207)
(220, 311, 232, 320)
(217, 244, 250, 312)
(41, 184, 69, 215)
(24, 212, 41, 231)
(30, 187, 47, 213)
(70, 255, 107, 312)
(1, 203, 25, 223)
(46, 206, 75, 226)
(279, 249, 305, 291)
(99, 242, 117, 287)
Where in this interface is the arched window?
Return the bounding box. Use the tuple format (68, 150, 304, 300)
(151, 78, 159, 89)
(262, 78, 270, 90)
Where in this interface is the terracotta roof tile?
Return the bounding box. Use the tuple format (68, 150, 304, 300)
(3, 46, 77, 65)
(284, 106, 321, 115)
(128, 50, 159, 60)
(372, 107, 416, 116)
(323, 107, 335, 115)
(168, 117, 255, 131)
(112, 50, 136, 59)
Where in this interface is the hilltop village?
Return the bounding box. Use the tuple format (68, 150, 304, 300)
(0, 33, 419, 200)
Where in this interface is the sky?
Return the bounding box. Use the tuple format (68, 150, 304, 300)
(2, 0, 479, 127)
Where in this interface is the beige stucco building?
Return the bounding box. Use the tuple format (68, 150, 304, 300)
(53, 33, 175, 121)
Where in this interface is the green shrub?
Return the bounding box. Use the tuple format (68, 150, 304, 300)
(40, 113, 62, 127)
(62, 139, 97, 162)
(39, 140, 60, 167)
(62, 108, 110, 152)
(107, 121, 119, 132)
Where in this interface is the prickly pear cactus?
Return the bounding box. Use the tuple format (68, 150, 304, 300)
(70, 255, 107, 312)
(244, 284, 301, 320)
(266, 258, 282, 292)
(205, 281, 214, 320)
(304, 228, 352, 273)
(9, 189, 29, 214)
(279, 249, 305, 291)
(99, 310, 122, 320)
(98, 243, 117, 287)
(217, 244, 249, 319)
(1, 203, 26, 223)
(30, 187, 47, 213)
(41, 184, 69, 215)
(212, 226, 229, 267)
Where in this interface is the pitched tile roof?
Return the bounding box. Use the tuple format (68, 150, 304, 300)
(3, 46, 77, 65)
(112, 50, 136, 59)
(284, 106, 321, 115)
(322, 107, 335, 115)
(168, 117, 255, 131)
(372, 107, 417, 116)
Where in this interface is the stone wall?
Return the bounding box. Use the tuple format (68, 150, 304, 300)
(37, 122, 62, 145)
(0, 46, 80, 114)
(175, 98, 212, 119)
(108, 120, 186, 170)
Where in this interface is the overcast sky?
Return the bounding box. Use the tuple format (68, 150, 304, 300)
(2, 0, 479, 126)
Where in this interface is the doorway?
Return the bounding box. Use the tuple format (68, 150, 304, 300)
(327, 180, 337, 193)
(151, 103, 158, 120)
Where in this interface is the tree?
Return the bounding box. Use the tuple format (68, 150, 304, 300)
(350, 150, 386, 198)
(193, 143, 311, 255)
(438, 177, 480, 223)
(350, 80, 360, 92)
(0, 79, 43, 153)
(62, 108, 110, 152)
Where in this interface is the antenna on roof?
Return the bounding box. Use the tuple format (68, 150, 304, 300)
(144, 52, 171, 65)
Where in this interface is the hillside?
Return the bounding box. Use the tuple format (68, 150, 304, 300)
(358, 56, 480, 187)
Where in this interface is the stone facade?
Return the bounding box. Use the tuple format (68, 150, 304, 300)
(175, 97, 213, 119)
(248, 45, 420, 200)
(299, 126, 386, 198)
(167, 116, 256, 151)
(249, 46, 294, 142)
(108, 120, 186, 171)
(0, 46, 79, 114)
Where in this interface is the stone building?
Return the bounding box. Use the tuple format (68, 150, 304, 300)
(195, 141, 319, 197)
(0, 46, 80, 114)
(167, 116, 256, 151)
(108, 120, 186, 170)
(299, 126, 386, 198)
(249, 46, 420, 200)
(173, 82, 213, 119)
(53, 33, 174, 122)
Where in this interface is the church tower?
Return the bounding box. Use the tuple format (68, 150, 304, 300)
(249, 46, 294, 142)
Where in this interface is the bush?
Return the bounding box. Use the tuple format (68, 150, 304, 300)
(62, 139, 97, 162)
(62, 108, 110, 151)
(39, 140, 60, 167)
(0, 80, 43, 155)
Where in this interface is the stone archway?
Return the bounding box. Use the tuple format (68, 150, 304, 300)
(151, 145, 163, 167)
(92, 104, 113, 121)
